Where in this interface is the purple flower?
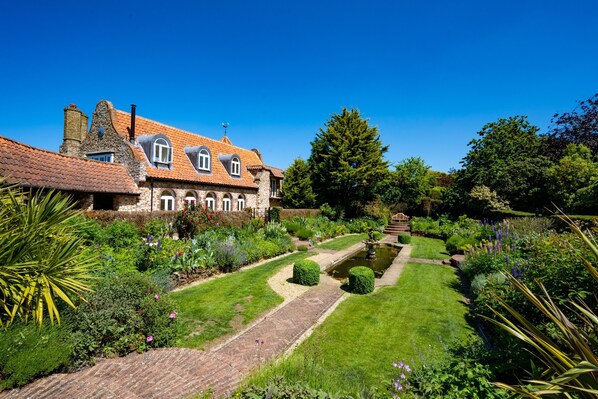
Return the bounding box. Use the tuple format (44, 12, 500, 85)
(154, 294, 160, 300)
(169, 311, 177, 319)
(146, 335, 153, 342)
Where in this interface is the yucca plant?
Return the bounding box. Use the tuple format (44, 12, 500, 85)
(482, 214, 598, 398)
(0, 185, 98, 327)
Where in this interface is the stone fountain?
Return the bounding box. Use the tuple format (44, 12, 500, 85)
(363, 227, 380, 260)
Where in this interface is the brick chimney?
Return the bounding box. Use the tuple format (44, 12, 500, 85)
(59, 104, 88, 156)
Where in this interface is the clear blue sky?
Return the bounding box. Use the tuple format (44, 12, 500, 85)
(1, 1, 597, 172)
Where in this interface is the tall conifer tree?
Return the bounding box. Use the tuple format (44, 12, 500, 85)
(309, 108, 389, 216)
(281, 158, 316, 208)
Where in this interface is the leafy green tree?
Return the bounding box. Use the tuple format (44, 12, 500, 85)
(543, 92, 598, 160)
(281, 158, 316, 209)
(378, 157, 431, 212)
(462, 116, 540, 187)
(460, 116, 550, 211)
(0, 186, 97, 327)
(309, 108, 389, 216)
(547, 143, 598, 211)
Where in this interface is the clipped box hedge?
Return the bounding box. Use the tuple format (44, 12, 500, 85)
(397, 233, 412, 244)
(348, 266, 375, 294)
(293, 259, 320, 286)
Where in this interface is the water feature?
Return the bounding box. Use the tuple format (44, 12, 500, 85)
(327, 244, 400, 280)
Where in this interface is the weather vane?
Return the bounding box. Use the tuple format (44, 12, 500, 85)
(222, 122, 229, 137)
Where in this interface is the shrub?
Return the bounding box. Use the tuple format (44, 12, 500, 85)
(213, 236, 246, 273)
(445, 235, 476, 255)
(102, 219, 140, 248)
(174, 205, 222, 239)
(410, 358, 509, 398)
(0, 322, 72, 389)
(237, 377, 340, 398)
(348, 266, 375, 294)
(284, 221, 301, 235)
(263, 222, 288, 240)
(141, 218, 172, 239)
(293, 260, 320, 286)
(296, 228, 315, 240)
(297, 245, 308, 252)
(69, 272, 178, 366)
(397, 233, 412, 244)
(268, 207, 281, 223)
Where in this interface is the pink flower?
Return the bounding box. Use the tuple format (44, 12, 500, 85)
(146, 335, 153, 342)
(154, 294, 159, 300)
(169, 312, 177, 319)
(147, 288, 151, 293)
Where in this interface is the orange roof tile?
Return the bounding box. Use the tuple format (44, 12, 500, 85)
(110, 106, 263, 189)
(0, 136, 139, 195)
(247, 164, 284, 179)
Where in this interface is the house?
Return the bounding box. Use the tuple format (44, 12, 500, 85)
(57, 100, 284, 212)
(0, 135, 140, 208)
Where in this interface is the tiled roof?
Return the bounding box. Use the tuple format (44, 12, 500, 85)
(110, 106, 263, 189)
(0, 136, 140, 195)
(247, 164, 284, 179)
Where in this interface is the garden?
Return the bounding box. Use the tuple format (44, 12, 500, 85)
(0, 186, 385, 391)
(1, 94, 598, 398)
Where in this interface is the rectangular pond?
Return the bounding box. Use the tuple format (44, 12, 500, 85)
(327, 244, 401, 280)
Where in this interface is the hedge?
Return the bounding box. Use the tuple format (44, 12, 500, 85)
(293, 260, 320, 286)
(397, 234, 412, 244)
(348, 266, 375, 294)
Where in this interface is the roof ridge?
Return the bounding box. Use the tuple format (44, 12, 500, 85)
(0, 135, 124, 167)
(114, 109, 256, 155)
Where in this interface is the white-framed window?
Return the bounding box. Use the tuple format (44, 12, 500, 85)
(154, 138, 172, 163)
(184, 192, 197, 206)
(205, 193, 215, 210)
(160, 191, 175, 211)
(198, 148, 210, 171)
(87, 152, 114, 162)
(222, 194, 231, 212)
(231, 156, 241, 176)
(237, 195, 245, 211)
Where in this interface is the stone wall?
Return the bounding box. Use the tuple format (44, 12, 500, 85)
(137, 181, 258, 212)
(114, 194, 139, 211)
(80, 100, 146, 183)
(253, 169, 272, 211)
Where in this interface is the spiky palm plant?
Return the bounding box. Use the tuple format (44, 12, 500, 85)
(0, 185, 97, 327)
(483, 216, 598, 398)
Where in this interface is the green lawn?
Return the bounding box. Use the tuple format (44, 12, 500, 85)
(245, 262, 472, 394)
(410, 236, 450, 260)
(317, 233, 368, 251)
(170, 252, 312, 349)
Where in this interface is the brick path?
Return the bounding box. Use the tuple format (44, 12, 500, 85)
(0, 279, 344, 399)
(0, 236, 415, 399)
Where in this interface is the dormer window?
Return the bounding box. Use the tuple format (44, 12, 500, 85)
(184, 145, 211, 174)
(154, 138, 172, 164)
(198, 148, 210, 171)
(218, 153, 242, 178)
(231, 156, 241, 176)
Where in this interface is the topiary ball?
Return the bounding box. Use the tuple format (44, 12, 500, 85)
(397, 234, 412, 244)
(348, 266, 375, 294)
(293, 259, 320, 286)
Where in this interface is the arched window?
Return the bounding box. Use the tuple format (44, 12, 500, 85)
(222, 194, 231, 212)
(205, 192, 215, 210)
(198, 148, 210, 171)
(184, 192, 197, 206)
(237, 194, 245, 211)
(154, 138, 172, 163)
(231, 156, 241, 176)
(160, 190, 175, 211)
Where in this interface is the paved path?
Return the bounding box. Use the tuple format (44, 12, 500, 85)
(0, 237, 414, 399)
